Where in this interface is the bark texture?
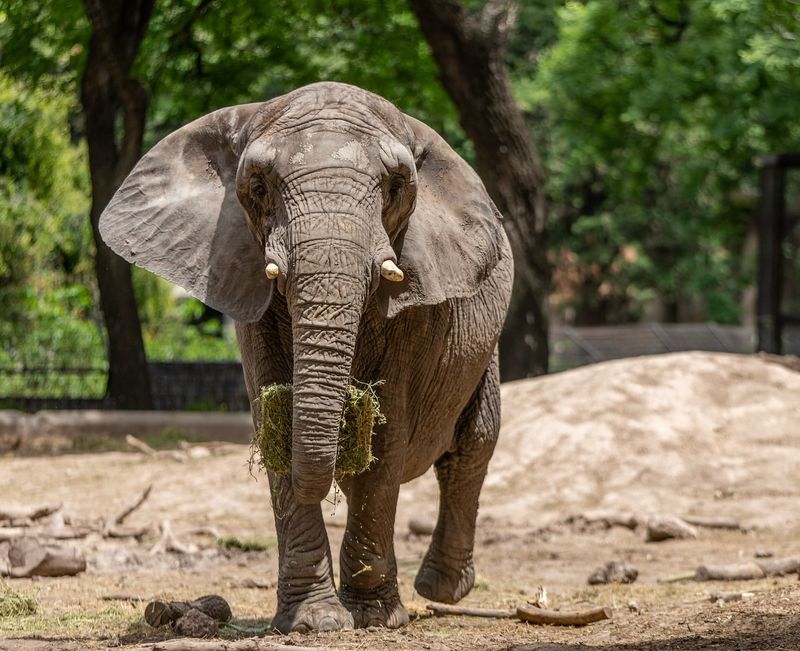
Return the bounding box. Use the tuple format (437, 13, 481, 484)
(80, 0, 154, 408)
(409, 0, 549, 378)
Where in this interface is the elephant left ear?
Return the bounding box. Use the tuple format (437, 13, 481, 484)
(377, 115, 508, 319)
(99, 102, 273, 323)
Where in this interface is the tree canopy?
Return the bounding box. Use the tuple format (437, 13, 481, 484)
(2, 0, 800, 396)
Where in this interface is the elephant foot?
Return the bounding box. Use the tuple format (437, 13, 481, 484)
(271, 597, 354, 634)
(415, 548, 475, 604)
(339, 583, 409, 629)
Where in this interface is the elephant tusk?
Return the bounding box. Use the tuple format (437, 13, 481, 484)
(265, 263, 280, 280)
(380, 260, 404, 282)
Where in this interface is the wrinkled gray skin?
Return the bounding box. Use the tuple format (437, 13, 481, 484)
(100, 82, 512, 633)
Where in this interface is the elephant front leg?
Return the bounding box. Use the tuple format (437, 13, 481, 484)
(415, 357, 501, 604)
(268, 471, 353, 633)
(337, 463, 409, 629)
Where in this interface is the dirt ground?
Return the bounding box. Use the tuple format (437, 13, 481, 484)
(1, 352, 799, 650)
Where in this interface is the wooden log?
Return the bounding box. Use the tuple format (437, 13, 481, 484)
(517, 604, 612, 626)
(129, 639, 346, 651)
(426, 603, 516, 618)
(682, 516, 741, 530)
(5, 538, 86, 577)
(755, 555, 800, 576)
(695, 556, 800, 581)
(695, 562, 765, 581)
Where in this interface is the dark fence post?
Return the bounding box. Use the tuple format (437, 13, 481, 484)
(757, 156, 785, 354)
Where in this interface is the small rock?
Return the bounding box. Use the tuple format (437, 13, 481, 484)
(754, 550, 774, 559)
(173, 608, 218, 637)
(588, 560, 639, 585)
(645, 515, 698, 542)
(627, 599, 641, 613)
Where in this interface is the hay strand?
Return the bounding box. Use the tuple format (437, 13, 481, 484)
(252, 380, 385, 478)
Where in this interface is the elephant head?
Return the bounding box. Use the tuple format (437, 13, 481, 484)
(99, 82, 506, 504)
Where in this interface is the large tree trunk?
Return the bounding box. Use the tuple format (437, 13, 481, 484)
(80, 0, 155, 408)
(409, 0, 550, 379)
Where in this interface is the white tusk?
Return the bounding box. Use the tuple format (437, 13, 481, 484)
(265, 263, 280, 279)
(380, 259, 404, 282)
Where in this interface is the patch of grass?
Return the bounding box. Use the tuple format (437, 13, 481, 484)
(217, 535, 277, 553)
(144, 427, 205, 450)
(252, 380, 385, 478)
(0, 603, 141, 636)
(473, 576, 491, 591)
(0, 581, 37, 617)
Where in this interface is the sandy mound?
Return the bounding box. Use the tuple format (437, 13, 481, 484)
(475, 351, 800, 528)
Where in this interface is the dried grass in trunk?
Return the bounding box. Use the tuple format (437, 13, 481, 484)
(251, 381, 384, 479)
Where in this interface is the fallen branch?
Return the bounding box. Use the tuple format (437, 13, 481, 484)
(104, 484, 153, 538)
(111, 484, 153, 526)
(682, 516, 741, 530)
(150, 520, 197, 554)
(130, 640, 346, 651)
(426, 603, 516, 618)
(564, 511, 639, 530)
(126, 434, 157, 455)
(516, 604, 612, 626)
(0, 504, 62, 524)
(709, 591, 755, 603)
(646, 515, 698, 542)
(0, 526, 90, 541)
(658, 572, 696, 583)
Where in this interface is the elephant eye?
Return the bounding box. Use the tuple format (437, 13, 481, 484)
(388, 175, 404, 202)
(250, 175, 267, 199)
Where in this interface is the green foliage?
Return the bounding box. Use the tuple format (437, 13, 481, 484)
(138, 0, 465, 151)
(0, 72, 104, 395)
(531, 0, 800, 323)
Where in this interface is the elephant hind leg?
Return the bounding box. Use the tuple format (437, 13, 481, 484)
(414, 353, 501, 604)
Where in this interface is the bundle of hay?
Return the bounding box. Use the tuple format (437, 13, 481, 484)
(252, 381, 385, 479)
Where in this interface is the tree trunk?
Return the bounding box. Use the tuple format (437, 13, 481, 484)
(80, 0, 155, 408)
(408, 0, 550, 379)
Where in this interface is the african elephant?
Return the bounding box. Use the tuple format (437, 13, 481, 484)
(99, 82, 512, 633)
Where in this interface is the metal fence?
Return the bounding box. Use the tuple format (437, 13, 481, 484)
(1, 323, 796, 411)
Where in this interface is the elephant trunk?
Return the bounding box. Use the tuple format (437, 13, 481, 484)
(286, 203, 372, 504)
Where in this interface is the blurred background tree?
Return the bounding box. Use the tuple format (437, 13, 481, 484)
(1, 0, 799, 400)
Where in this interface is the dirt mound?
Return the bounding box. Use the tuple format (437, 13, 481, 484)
(475, 351, 800, 528)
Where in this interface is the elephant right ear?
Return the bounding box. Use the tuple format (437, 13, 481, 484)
(99, 103, 272, 323)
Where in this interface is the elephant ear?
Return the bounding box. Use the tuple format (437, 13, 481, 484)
(377, 115, 507, 319)
(99, 103, 271, 323)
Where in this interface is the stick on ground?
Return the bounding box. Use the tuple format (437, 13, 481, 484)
(129, 639, 347, 651)
(516, 604, 612, 626)
(426, 603, 516, 618)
